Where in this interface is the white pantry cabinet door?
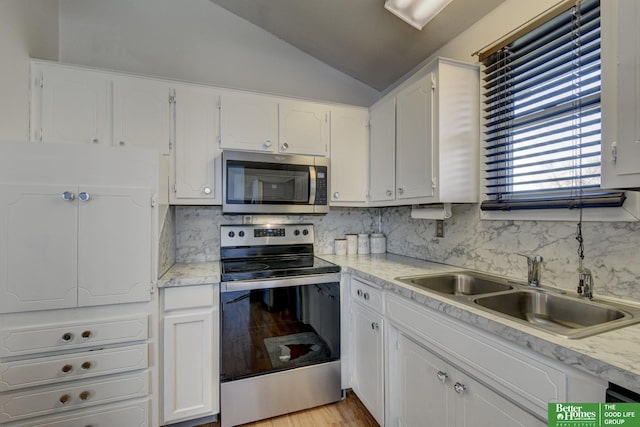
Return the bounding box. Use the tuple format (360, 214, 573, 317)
(279, 100, 330, 156)
(330, 106, 369, 204)
(395, 73, 435, 200)
(77, 186, 152, 306)
(369, 97, 396, 202)
(173, 85, 221, 203)
(0, 184, 78, 313)
(112, 76, 172, 154)
(219, 92, 278, 152)
(38, 66, 110, 145)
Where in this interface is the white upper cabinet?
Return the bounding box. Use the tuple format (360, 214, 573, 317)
(601, 0, 640, 188)
(112, 76, 173, 154)
(172, 85, 222, 204)
(219, 92, 278, 153)
(279, 100, 330, 156)
(330, 106, 369, 205)
(369, 96, 396, 202)
(33, 65, 111, 145)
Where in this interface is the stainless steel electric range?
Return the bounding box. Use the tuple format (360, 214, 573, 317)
(219, 224, 342, 427)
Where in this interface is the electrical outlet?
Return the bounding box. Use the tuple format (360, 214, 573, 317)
(436, 220, 445, 238)
(243, 215, 253, 224)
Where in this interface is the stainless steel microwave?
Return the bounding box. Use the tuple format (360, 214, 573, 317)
(222, 150, 329, 214)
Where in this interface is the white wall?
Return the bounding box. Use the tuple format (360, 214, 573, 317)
(57, 0, 380, 106)
(0, 0, 58, 141)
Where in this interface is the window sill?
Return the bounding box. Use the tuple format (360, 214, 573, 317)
(480, 192, 640, 222)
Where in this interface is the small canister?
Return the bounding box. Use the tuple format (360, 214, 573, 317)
(370, 233, 386, 254)
(357, 233, 370, 255)
(334, 238, 347, 255)
(346, 234, 358, 255)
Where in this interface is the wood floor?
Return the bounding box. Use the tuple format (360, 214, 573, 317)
(199, 390, 379, 427)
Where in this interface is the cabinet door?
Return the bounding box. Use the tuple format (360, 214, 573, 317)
(219, 92, 278, 152)
(395, 333, 453, 427)
(163, 308, 215, 423)
(455, 372, 544, 427)
(396, 73, 435, 200)
(330, 107, 369, 204)
(601, 0, 640, 188)
(279, 100, 330, 156)
(38, 66, 110, 145)
(369, 97, 396, 202)
(173, 85, 221, 203)
(0, 184, 78, 313)
(351, 303, 384, 425)
(77, 186, 152, 306)
(112, 76, 172, 154)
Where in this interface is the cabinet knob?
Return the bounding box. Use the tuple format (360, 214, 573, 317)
(119, 140, 126, 146)
(81, 330, 92, 339)
(281, 142, 289, 151)
(386, 190, 392, 197)
(59, 394, 71, 404)
(61, 364, 73, 373)
(333, 192, 340, 199)
(81, 361, 92, 370)
(264, 140, 272, 148)
(62, 191, 75, 201)
(203, 187, 212, 195)
(78, 192, 91, 202)
(79, 390, 91, 400)
(363, 292, 370, 301)
(370, 322, 379, 330)
(356, 289, 363, 297)
(91, 138, 99, 144)
(397, 187, 404, 194)
(61, 332, 74, 342)
(453, 382, 467, 394)
(436, 371, 448, 383)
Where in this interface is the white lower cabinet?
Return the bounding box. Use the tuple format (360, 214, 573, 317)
(162, 284, 219, 425)
(350, 278, 384, 425)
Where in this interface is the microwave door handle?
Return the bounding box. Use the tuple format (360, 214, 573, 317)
(309, 166, 317, 205)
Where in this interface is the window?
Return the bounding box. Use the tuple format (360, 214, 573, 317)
(480, 0, 624, 211)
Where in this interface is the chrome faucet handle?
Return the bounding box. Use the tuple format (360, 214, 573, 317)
(516, 253, 543, 286)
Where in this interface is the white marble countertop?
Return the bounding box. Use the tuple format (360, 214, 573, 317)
(158, 253, 640, 393)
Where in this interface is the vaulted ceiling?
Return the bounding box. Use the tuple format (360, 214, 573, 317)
(209, 0, 506, 91)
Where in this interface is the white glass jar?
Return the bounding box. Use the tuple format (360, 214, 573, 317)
(357, 233, 370, 255)
(346, 234, 358, 255)
(370, 233, 386, 254)
(334, 238, 347, 255)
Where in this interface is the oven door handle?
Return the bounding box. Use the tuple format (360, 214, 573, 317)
(309, 166, 317, 205)
(221, 273, 341, 292)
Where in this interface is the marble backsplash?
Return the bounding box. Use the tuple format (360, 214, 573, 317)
(382, 205, 640, 302)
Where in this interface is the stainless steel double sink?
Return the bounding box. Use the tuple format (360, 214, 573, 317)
(395, 271, 640, 339)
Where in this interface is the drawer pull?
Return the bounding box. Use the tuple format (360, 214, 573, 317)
(79, 390, 91, 400)
(81, 361, 92, 370)
(59, 394, 71, 404)
(61, 364, 73, 373)
(81, 330, 92, 339)
(61, 332, 74, 342)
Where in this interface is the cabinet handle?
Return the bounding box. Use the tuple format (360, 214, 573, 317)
(264, 140, 272, 148)
(357, 289, 363, 297)
(281, 142, 289, 151)
(81, 361, 92, 370)
(386, 190, 392, 197)
(333, 192, 340, 199)
(62, 191, 75, 201)
(436, 371, 448, 383)
(363, 292, 370, 300)
(61, 364, 73, 373)
(203, 186, 212, 195)
(61, 332, 74, 342)
(79, 390, 91, 400)
(453, 382, 467, 394)
(371, 322, 379, 330)
(78, 192, 91, 202)
(59, 394, 71, 404)
(119, 140, 126, 146)
(397, 187, 404, 194)
(91, 138, 99, 144)
(81, 330, 92, 339)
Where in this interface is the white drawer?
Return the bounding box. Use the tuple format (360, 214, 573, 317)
(0, 315, 148, 357)
(163, 284, 215, 312)
(5, 398, 149, 427)
(351, 277, 383, 313)
(0, 370, 149, 423)
(0, 344, 148, 391)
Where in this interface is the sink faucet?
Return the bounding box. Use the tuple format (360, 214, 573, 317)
(517, 254, 543, 287)
(577, 267, 594, 300)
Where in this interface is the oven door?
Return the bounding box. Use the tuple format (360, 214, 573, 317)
(220, 275, 340, 382)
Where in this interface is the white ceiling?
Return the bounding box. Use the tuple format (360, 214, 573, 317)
(209, 0, 506, 92)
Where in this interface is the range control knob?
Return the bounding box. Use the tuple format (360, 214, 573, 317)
(302, 229, 309, 236)
(294, 230, 300, 236)
(239, 231, 245, 237)
(228, 231, 235, 238)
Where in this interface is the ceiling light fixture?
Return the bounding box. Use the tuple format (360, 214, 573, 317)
(384, 0, 454, 30)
